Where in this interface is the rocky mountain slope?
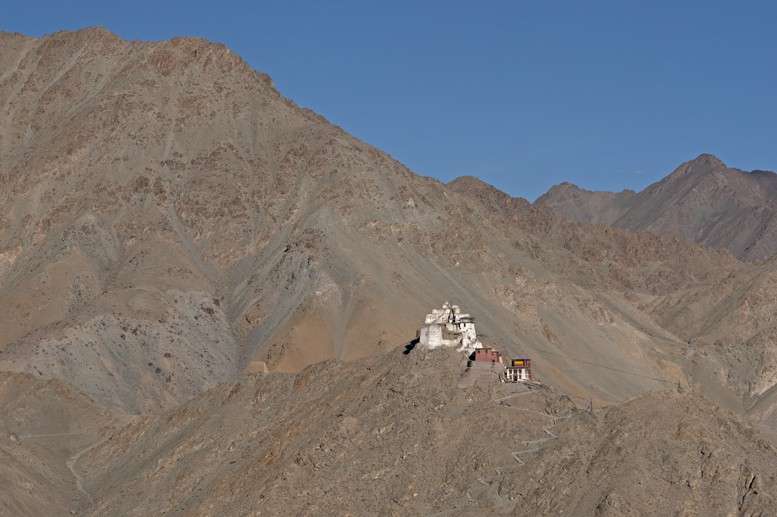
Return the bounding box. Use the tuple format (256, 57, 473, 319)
(2, 28, 777, 514)
(1, 28, 777, 419)
(0, 371, 123, 515)
(0, 28, 734, 411)
(6, 347, 777, 516)
(536, 154, 777, 262)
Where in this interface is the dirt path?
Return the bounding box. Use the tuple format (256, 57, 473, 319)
(18, 432, 84, 439)
(67, 439, 100, 505)
(510, 410, 573, 466)
(64, 415, 137, 507)
(19, 431, 101, 507)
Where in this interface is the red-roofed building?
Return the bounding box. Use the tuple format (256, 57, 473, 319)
(473, 347, 503, 365)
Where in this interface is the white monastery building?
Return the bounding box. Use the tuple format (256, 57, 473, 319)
(416, 302, 537, 384)
(417, 302, 484, 353)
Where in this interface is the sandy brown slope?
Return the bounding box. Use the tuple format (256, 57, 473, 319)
(0, 27, 438, 412)
(0, 27, 775, 426)
(54, 347, 776, 516)
(637, 253, 777, 431)
(0, 372, 125, 516)
(537, 154, 777, 262)
(446, 172, 777, 432)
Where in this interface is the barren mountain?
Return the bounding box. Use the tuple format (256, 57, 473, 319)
(8, 348, 777, 516)
(2, 28, 777, 514)
(0, 27, 748, 413)
(536, 154, 777, 261)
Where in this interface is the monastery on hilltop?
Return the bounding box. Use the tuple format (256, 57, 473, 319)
(417, 302, 536, 384)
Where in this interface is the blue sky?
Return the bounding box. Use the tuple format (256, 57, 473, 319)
(4, 1, 776, 201)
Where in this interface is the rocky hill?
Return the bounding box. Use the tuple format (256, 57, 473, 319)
(2, 28, 777, 514)
(6, 347, 777, 515)
(536, 154, 777, 262)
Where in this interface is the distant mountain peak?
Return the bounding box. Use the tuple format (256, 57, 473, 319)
(683, 153, 727, 171)
(538, 154, 777, 261)
(551, 181, 582, 191)
(691, 153, 724, 164)
(534, 182, 584, 204)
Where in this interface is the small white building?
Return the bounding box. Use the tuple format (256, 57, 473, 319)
(504, 359, 534, 383)
(417, 302, 484, 353)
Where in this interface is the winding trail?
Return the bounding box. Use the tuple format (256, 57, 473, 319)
(65, 415, 137, 507)
(17, 431, 99, 505)
(510, 411, 573, 466)
(66, 439, 100, 505)
(459, 405, 572, 514)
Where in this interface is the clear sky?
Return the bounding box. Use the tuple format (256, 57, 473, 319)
(4, 1, 776, 201)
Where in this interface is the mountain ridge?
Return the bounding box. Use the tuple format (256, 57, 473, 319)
(2, 27, 777, 515)
(537, 154, 777, 261)
(0, 29, 769, 416)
